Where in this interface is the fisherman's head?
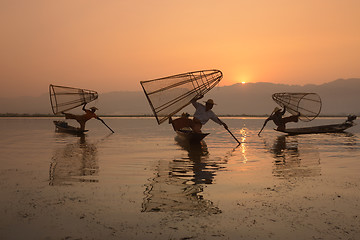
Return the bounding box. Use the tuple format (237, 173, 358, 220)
(90, 107, 98, 112)
(205, 99, 215, 110)
(273, 107, 281, 113)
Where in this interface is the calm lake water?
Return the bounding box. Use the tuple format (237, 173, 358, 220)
(0, 117, 359, 240)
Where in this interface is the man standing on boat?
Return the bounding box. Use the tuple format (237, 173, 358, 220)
(170, 95, 228, 133)
(259, 107, 300, 135)
(62, 103, 100, 131)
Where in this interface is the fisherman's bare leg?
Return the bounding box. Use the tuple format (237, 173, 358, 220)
(276, 123, 286, 131)
(283, 115, 299, 124)
(64, 113, 76, 120)
(277, 115, 299, 130)
(191, 118, 202, 133)
(78, 121, 86, 131)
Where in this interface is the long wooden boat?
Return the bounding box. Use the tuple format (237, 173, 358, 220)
(276, 117, 356, 135)
(176, 129, 209, 143)
(53, 120, 88, 135)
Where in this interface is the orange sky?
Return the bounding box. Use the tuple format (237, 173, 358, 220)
(1, 0, 359, 97)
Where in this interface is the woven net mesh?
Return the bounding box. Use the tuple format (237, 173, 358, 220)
(49, 85, 98, 115)
(141, 70, 222, 124)
(272, 93, 322, 122)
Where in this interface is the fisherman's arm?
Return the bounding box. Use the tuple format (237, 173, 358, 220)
(191, 94, 204, 107)
(82, 103, 87, 111)
(281, 106, 286, 115)
(261, 117, 272, 130)
(220, 119, 228, 129)
(212, 115, 228, 129)
(263, 116, 271, 125)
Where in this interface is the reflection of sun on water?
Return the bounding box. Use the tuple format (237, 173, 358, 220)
(240, 127, 248, 163)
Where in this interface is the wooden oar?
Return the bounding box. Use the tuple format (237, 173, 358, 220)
(225, 127, 241, 145)
(258, 122, 267, 136)
(98, 118, 114, 133)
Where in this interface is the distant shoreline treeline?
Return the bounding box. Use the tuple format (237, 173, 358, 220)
(0, 113, 353, 118)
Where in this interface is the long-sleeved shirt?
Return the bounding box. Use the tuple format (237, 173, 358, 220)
(266, 108, 286, 126)
(192, 101, 222, 125)
(81, 109, 98, 122)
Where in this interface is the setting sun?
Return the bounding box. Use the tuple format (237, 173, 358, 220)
(233, 71, 253, 86)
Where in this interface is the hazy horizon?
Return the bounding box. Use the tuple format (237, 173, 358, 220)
(1, 77, 356, 98)
(1, 78, 359, 116)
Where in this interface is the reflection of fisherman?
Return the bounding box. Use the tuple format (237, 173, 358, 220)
(259, 106, 300, 134)
(170, 96, 228, 133)
(62, 104, 99, 131)
(49, 135, 99, 186)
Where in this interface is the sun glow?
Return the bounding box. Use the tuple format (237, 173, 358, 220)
(235, 72, 252, 85)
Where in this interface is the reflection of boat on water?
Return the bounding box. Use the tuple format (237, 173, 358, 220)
(270, 135, 321, 178)
(49, 135, 98, 185)
(174, 134, 209, 156)
(53, 120, 88, 135)
(276, 116, 357, 135)
(142, 163, 220, 214)
(142, 137, 225, 214)
(174, 136, 215, 184)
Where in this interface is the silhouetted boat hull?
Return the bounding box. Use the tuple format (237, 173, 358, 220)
(176, 129, 209, 143)
(53, 121, 88, 135)
(276, 121, 356, 135)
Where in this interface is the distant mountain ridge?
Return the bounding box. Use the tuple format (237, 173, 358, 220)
(1, 78, 359, 116)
